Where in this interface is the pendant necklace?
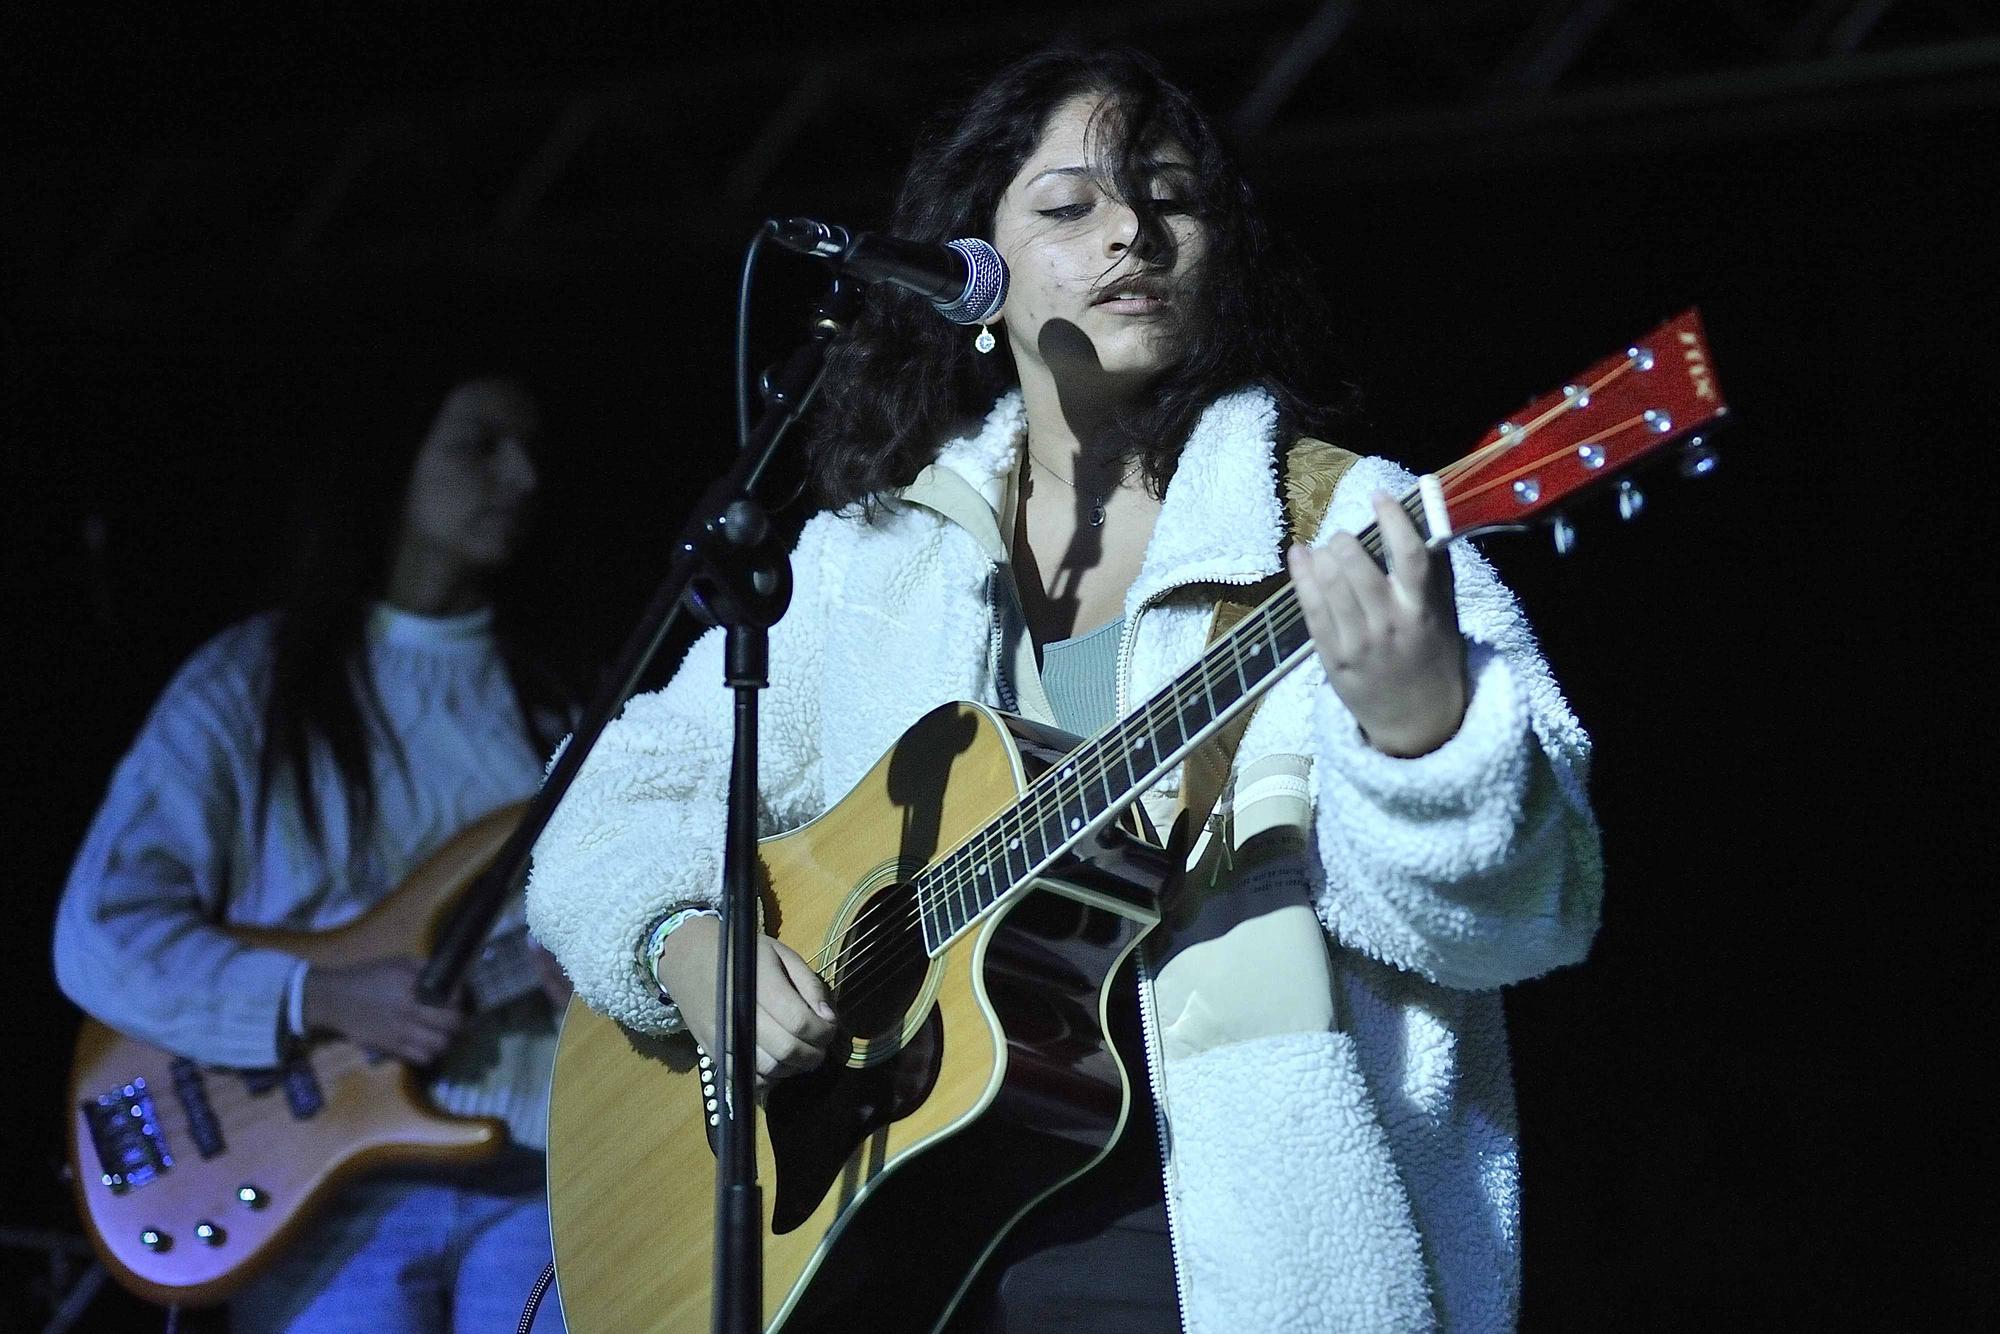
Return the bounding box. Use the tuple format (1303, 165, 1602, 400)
(1029, 448, 1113, 527)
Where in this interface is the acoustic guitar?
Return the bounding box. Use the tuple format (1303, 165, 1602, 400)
(546, 311, 1730, 1332)
(65, 799, 543, 1307)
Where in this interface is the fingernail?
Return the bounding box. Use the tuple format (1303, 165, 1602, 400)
(815, 1001, 836, 1021)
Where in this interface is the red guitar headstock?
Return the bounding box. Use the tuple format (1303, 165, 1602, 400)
(1429, 308, 1727, 546)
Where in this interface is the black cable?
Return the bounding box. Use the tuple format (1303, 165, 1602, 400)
(737, 222, 777, 450)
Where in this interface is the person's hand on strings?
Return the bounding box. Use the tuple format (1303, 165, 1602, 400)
(655, 917, 839, 1090)
(1288, 490, 1469, 759)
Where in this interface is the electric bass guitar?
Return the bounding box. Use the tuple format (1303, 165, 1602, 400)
(66, 800, 543, 1306)
(545, 310, 1731, 1332)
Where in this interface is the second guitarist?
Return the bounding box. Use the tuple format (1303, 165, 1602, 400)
(55, 371, 571, 1334)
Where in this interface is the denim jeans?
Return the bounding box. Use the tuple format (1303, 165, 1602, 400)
(230, 1148, 566, 1333)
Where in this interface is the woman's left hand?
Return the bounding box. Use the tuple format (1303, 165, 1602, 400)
(1288, 490, 1469, 758)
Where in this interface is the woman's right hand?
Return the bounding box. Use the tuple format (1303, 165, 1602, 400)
(300, 957, 465, 1065)
(655, 915, 840, 1084)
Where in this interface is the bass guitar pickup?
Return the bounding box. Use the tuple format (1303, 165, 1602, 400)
(81, 1076, 175, 1194)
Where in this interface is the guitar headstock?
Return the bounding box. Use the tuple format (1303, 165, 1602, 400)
(1430, 308, 1728, 548)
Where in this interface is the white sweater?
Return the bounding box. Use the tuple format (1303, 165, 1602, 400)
(527, 388, 1604, 1330)
(55, 604, 559, 1149)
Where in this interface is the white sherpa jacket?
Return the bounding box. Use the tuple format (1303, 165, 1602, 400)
(527, 387, 1603, 1333)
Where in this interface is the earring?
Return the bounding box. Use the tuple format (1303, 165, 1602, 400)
(974, 325, 996, 355)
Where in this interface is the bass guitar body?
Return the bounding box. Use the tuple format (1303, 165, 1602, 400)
(66, 802, 530, 1307)
(546, 702, 1169, 1333)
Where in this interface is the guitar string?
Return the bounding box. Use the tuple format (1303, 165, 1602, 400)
(1448, 413, 1646, 506)
(812, 392, 1603, 996)
(143, 1040, 376, 1144)
(1431, 354, 1640, 491)
(807, 505, 1400, 984)
(127, 937, 547, 1138)
(822, 359, 1694, 1008)
(136, 940, 550, 1155)
(808, 474, 1461, 998)
(815, 605, 1293, 995)
(813, 389, 1671, 1000)
(811, 517, 1397, 1003)
(816, 586, 1336, 1007)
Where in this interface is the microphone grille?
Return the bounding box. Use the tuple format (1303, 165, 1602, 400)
(936, 238, 1009, 325)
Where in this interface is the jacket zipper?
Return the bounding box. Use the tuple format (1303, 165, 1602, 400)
(1111, 567, 1268, 717)
(1113, 567, 1268, 1333)
(1133, 949, 1190, 1328)
(985, 563, 1017, 712)
(976, 492, 1280, 1328)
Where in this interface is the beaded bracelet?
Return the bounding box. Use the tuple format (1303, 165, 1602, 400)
(642, 906, 721, 1008)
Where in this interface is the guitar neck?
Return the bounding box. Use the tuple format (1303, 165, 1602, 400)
(916, 308, 1729, 955)
(916, 512, 1407, 953)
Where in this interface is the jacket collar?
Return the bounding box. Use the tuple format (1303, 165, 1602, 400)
(927, 390, 1028, 515)
(916, 384, 1289, 607)
(1127, 385, 1286, 615)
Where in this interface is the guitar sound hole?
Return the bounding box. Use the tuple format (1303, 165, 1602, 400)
(831, 883, 930, 1046)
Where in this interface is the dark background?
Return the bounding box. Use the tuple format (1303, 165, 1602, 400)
(5, 3, 1994, 1330)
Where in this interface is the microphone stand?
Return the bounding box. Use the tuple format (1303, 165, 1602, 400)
(416, 272, 861, 1334)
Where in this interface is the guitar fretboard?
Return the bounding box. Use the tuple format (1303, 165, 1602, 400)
(912, 493, 1422, 954)
(902, 308, 1728, 955)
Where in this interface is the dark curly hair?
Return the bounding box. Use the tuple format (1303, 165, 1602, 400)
(806, 46, 1352, 511)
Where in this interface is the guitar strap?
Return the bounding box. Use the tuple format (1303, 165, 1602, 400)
(1175, 436, 1357, 840)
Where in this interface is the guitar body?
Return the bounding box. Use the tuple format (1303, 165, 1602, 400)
(545, 308, 1734, 1332)
(66, 801, 529, 1307)
(546, 702, 1168, 1333)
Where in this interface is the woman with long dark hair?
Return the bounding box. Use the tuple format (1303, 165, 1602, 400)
(56, 370, 571, 1332)
(531, 47, 1601, 1332)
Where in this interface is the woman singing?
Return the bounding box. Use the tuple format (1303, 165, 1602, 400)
(530, 47, 1602, 1333)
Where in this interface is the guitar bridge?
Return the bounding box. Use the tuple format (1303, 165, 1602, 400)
(81, 1077, 175, 1194)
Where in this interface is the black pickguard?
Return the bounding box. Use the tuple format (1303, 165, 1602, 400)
(766, 881, 1154, 1334)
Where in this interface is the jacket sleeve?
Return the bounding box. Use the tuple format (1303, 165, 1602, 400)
(1304, 455, 1604, 990)
(52, 656, 303, 1069)
(526, 512, 839, 1035)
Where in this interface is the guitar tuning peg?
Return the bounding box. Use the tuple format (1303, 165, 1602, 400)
(1678, 434, 1719, 479)
(1551, 515, 1577, 556)
(1617, 479, 1645, 521)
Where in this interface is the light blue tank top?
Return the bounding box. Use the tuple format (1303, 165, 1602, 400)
(1040, 616, 1124, 738)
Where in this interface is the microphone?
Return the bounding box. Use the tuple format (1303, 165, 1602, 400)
(769, 218, 1008, 325)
